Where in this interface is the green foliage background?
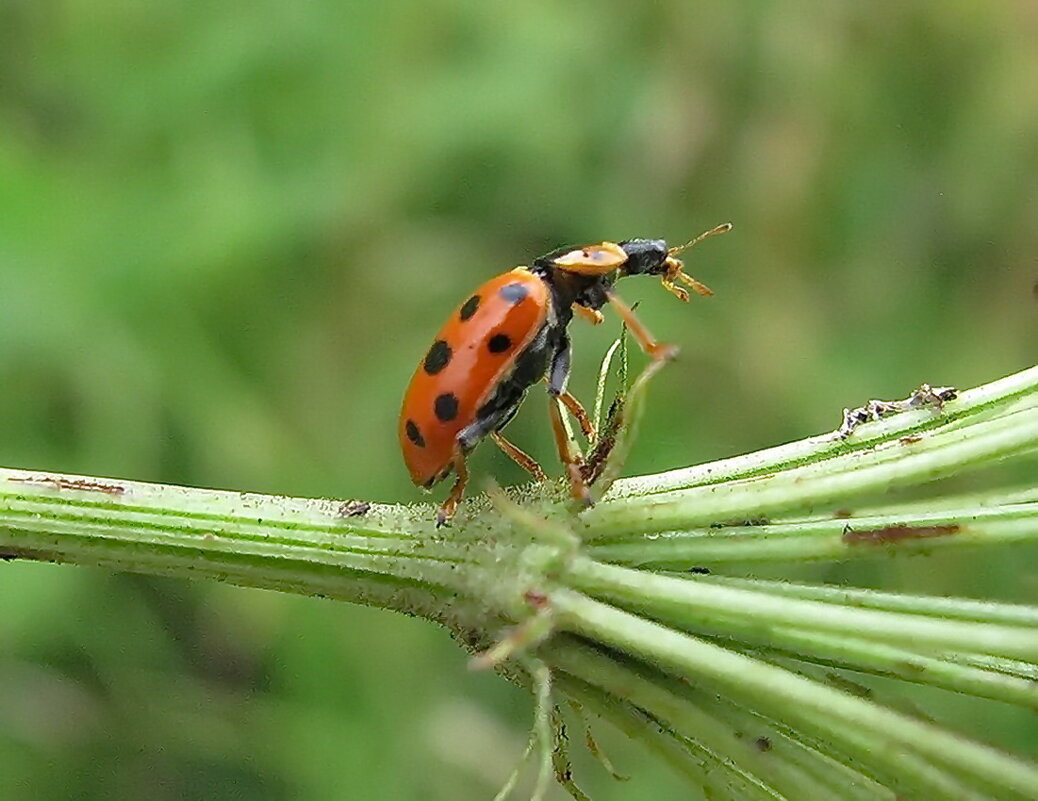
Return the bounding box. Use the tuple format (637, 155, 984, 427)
(0, 2, 1035, 798)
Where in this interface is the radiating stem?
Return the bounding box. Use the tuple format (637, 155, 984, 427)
(554, 590, 1038, 800)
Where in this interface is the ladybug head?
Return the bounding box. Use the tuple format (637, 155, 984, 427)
(616, 239, 670, 276)
(620, 224, 731, 302)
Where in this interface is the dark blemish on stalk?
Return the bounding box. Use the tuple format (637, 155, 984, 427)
(899, 434, 923, 444)
(688, 566, 711, 575)
(754, 736, 772, 753)
(825, 671, 875, 698)
(843, 523, 961, 545)
(338, 501, 371, 518)
(9, 476, 126, 495)
(710, 517, 770, 529)
(833, 508, 853, 519)
(0, 547, 60, 563)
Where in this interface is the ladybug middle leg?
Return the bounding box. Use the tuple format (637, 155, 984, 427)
(546, 334, 595, 440)
(549, 384, 595, 441)
(547, 395, 592, 506)
(546, 335, 593, 505)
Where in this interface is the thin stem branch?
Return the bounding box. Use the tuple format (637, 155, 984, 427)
(608, 364, 1038, 499)
(581, 405, 1038, 538)
(588, 503, 1038, 565)
(565, 558, 1038, 661)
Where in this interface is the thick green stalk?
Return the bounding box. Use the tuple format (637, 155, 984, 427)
(0, 469, 498, 634)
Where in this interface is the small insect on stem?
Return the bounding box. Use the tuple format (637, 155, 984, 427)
(836, 383, 958, 439)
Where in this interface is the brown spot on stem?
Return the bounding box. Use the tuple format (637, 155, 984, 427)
(9, 476, 126, 495)
(843, 523, 961, 545)
(0, 546, 61, 562)
(754, 736, 772, 752)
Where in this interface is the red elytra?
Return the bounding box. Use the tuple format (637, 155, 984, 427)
(399, 269, 549, 487)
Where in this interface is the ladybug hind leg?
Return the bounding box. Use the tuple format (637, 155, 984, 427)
(436, 444, 469, 527)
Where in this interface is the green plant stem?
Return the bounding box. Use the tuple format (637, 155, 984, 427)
(609, 364, 1038, 499)
(698, 576, 1038, 624)
(566, 558, 1038, 661)
(724, 625, 1038, 708)
(589, 503, 1038, 565)
(582, 405, 1038, 538)
(0, 469, 488, 626)
(2, 364, 1037, 800)
(546, 637, 875, 801)
(553, 590, 1038, 800)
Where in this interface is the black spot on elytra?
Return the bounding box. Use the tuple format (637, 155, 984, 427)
(487, 333, 512, 353)
(405, 420, 426, 447)
(434, 393, 459, 422)
(423, 340, 451, 374)
(499, 282, 529, 304)
(459, 295, 480, 320)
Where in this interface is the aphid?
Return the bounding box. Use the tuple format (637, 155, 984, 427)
(399, 223, 731, 524)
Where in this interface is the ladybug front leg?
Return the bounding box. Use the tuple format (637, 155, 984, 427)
(605, 291, 678, 362)
(436, 445, 469, 527)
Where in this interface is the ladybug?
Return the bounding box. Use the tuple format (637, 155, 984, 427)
(399, 223, 731, 525)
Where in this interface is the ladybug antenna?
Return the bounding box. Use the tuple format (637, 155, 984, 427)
(660, 222, 732, 302)
(667, 222, 733, 257)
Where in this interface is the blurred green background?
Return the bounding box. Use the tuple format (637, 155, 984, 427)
(1, 1, 1036, 798)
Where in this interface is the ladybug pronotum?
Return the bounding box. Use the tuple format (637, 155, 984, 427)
(399, 224, 731, 525)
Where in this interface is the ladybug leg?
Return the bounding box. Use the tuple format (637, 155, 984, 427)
(605, 291, 678, 362)
(436, 445, 469, 527)
(571, 303, 604, 325)
(544, 336, 594, 442)
(547, 333, 573, 394)
(548, 395, 592, 507)
(490, 431, 548, 481)
(556, 389, 595, 441)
